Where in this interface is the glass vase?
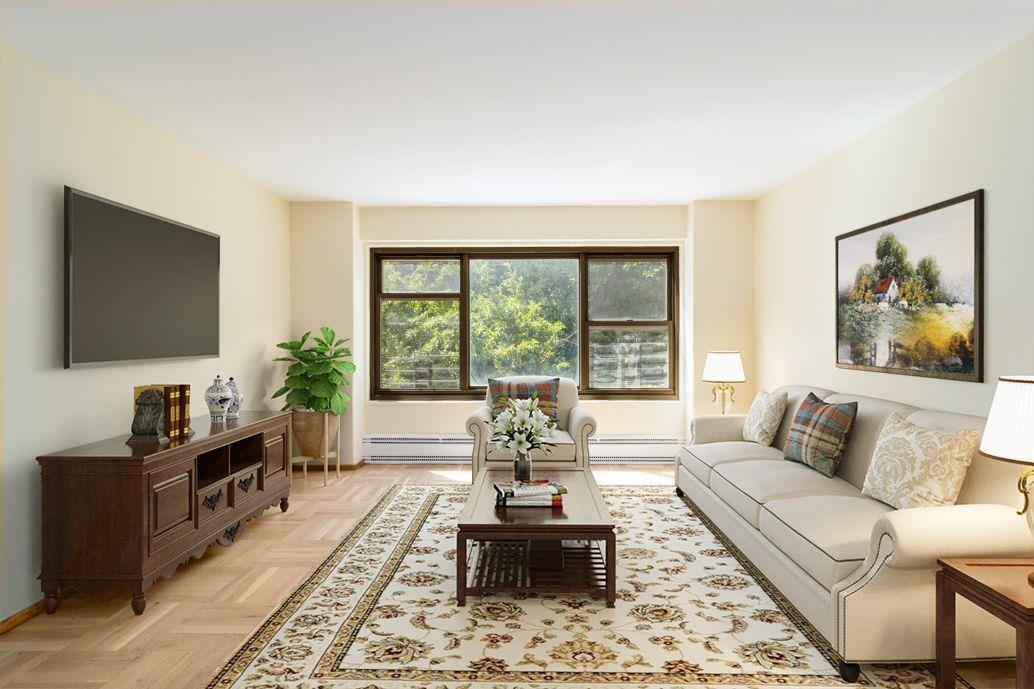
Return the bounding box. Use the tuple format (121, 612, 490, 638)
(513, 451, 532, 482)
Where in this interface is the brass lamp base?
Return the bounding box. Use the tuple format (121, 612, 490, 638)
(1020, 468, 1034, 588)
(710, 383, 736, 415)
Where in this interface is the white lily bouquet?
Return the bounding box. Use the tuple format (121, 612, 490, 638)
(488, 396, 558, 481)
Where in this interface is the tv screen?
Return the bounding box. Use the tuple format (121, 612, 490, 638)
(65, 187, 220, 367)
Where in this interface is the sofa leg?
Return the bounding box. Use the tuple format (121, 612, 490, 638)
(837, 660, 861, 683)
(675, 486, 684, 497)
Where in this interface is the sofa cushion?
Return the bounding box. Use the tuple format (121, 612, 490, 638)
(771, 385, 836, 450)
(760, 495, 891, 589)
(743, 390, 788, 446)
(678, 442, 783, 484)
(489, 376, 561, 423)
(484, 375, 578, 431)
(710, 459, 861, 527)
(784, 393, 858, 478)
(903, 410, 1015, 508)
(862, 413, 980, 509)
(823, 393, 918, 489)
(486, 429, 576, 461)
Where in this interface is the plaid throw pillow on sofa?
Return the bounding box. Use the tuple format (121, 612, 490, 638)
(784, 393, 858, 477)
(488, 377, 561, 423)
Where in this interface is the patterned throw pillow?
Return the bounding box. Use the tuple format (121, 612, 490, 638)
(784, 393, 858, 478)
(742, 390, 788, 446)
(862, 413, 980, 509)
(488, 378, 561, 423)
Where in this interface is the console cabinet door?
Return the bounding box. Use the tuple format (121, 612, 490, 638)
(148, 457, 196, 553)
(264, 429, 287, 479)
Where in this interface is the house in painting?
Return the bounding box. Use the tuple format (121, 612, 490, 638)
(874, 275, 899, 304)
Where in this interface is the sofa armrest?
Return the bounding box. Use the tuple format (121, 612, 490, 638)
(874, 503, 1033, 570)
(690, 414, 746, 444)
(569, 406, 598, 441)
(466, 406, 492, 441)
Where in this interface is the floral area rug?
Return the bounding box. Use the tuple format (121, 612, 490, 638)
(208, 484, 953, 689)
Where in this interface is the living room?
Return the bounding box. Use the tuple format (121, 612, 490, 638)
(1, 2, 1032, 688)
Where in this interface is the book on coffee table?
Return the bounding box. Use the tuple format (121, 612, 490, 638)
(496, 494, 563, 507)
(493, 479, 567, 499)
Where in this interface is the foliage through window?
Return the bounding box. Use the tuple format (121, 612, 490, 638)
(372, 248, 677, 398)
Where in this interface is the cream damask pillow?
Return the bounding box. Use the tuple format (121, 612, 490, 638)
(862, 413, 981, 510)
(742, 390, 787, 446)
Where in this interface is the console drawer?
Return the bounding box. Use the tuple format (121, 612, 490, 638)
(198, 479, 230, 523)
(232, 465, 263, 506)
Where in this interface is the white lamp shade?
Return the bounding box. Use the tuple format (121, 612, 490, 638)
(702, 351, 745, 383)
(980, 376, 1034, 466)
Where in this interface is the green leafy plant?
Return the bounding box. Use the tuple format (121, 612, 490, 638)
(272, 327, 356, 414)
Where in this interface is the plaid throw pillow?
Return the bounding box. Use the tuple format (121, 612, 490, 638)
(784, 393, 858, 478)
(488, 378, 561, 423)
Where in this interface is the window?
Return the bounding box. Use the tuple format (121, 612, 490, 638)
(371, 248, 678, 399)
(586, 258, 671, 389)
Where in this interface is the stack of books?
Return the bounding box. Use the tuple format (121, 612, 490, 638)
(133, 384, 193, 440)
(494, 479, 567, 507)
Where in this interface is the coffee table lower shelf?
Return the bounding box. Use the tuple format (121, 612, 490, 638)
(459, 539, 613, 606)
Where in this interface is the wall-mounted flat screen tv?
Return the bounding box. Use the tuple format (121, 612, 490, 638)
(65, 187, 220, 368)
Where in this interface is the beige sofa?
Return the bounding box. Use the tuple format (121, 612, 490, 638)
(466, 375, 597, 477)
(676, 385, 1033, 680)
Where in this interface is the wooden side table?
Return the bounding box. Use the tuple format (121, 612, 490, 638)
(936, 558, 1034, 689)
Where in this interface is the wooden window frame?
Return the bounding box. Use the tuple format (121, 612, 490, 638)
(370, 246, 679, 401)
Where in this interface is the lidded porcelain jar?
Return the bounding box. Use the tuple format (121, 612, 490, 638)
(205, 375, 233, 423)
(226, 377, 245, 419)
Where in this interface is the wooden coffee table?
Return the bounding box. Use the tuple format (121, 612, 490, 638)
(456, 468, 616, 607)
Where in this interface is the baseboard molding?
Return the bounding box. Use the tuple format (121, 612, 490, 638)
(0, 589, 71, 636)
(363, 434, 685, 464)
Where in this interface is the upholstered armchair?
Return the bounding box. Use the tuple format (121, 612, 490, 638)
(466, 375, 597, 477)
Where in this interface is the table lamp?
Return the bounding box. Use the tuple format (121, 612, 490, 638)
(979, 375, 1034, 586)
(702, 350, 745, 415)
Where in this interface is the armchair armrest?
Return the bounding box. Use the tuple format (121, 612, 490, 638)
(569, 406, 597, 441)
(874, 503, 1033, 570)
(466, 406, 492, 440)
(568, 406, 597, 465)
(690, 414, 746, 445)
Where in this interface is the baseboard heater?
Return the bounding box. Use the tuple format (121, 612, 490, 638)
(363, 434, 686, 464)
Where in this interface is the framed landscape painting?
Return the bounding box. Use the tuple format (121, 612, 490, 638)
(835, 190, 983, 382)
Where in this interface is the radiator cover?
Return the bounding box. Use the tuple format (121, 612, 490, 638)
(363, 434, 685, 464)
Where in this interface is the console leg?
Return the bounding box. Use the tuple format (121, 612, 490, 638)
(280, 496, 290, 513)
(131, 593, 146, 616)
(43, 594, 59, 615)
(675, 486, 684, 497)
(838, 660, 860, 683)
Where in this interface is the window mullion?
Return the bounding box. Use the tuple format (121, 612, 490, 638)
(579, 252, 589, 390)
(460, 253, 470, 392)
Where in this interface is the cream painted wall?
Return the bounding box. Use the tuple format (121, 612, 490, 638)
(359, 205, 690, 439)
(289, 202, 361, 465)
(359, 205, 688, 244)
(755, 33, 1034, 416)
(0, 41, 12, 581)
(0, 47, 291, 618)
(691, 201, 755, 416)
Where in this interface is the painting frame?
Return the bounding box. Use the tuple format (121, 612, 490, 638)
(834, 190, 984, 383)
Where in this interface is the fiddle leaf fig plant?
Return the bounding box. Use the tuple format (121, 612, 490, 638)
(271, 327, 356, 415)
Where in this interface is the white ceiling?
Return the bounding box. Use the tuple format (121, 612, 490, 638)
(5, 1, 1034, 204)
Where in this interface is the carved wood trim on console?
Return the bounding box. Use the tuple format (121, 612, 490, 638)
(38, 410, 292, 615)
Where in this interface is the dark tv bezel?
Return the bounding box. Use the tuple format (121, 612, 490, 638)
(64, 186, 221, 369)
